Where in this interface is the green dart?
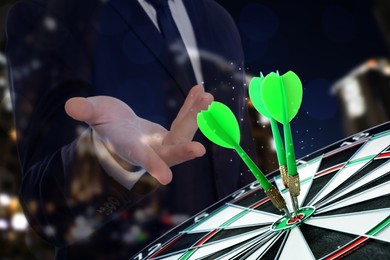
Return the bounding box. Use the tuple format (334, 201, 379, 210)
(249, 73, 288, 188)
(197, 101, 290, 217)
(260, 71, 303, 215)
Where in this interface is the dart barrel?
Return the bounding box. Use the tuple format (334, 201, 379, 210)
(264, 185, 286, 211)
(288, 174, 300, 197)
(279, 165, 288, 188)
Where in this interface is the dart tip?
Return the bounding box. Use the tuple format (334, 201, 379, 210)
(282, 207, 292, 219)
(289, 193, 300, 217)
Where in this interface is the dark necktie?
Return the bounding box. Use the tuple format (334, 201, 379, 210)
(146, 0, 196, 85)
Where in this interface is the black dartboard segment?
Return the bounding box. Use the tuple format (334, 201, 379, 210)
(132, 122, 390, 260)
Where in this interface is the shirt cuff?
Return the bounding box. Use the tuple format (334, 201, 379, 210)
(91, 130, 146, 190)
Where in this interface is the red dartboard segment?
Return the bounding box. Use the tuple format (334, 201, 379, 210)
(376, 151, 390, 159)
(195, 229, 220, 246)
(250, 197, 271, 209)
(323, 236, 370, 260)
(323, 138, 367, 158)
(314, 163, 345, 178)
(148, 235, 183, 259)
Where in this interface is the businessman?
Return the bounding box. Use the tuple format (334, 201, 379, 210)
(6, 0, 255, 258)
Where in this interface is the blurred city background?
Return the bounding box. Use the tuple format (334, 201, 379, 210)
(1, 0, 390, 259)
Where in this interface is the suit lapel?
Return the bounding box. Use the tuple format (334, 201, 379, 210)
(109, 0, 194, 96)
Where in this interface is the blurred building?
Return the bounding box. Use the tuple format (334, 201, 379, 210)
(331, 0, 390, 136)
(332, 58, 390, 135)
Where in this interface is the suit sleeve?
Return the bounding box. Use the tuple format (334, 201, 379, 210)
(6, 0, 158, 248)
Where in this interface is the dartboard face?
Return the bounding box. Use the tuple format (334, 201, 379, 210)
(133, 122, 390, 260)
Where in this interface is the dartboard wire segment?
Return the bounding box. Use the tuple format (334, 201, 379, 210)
(132, 122, 390, 260)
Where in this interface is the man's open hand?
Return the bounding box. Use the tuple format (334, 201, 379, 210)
(65, 85, 213, 185)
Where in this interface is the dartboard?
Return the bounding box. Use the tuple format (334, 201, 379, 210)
(132, 122, 390, 260)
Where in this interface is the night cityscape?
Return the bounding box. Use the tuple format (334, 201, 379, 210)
(1, 0, 390, 259)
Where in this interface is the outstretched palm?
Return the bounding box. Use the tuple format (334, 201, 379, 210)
(65, 85, 213, 185)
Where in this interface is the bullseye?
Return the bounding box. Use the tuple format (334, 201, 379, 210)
(287, 213, 305, 225)
(271, 206, 316, 231)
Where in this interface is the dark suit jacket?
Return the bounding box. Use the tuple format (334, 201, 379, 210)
(6, 0, 256, 258)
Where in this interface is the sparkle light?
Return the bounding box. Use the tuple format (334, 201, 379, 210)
(9, 128, 17, 142)
(258, 114, 269, 125)
(269, 138, 276, 151)
(43, 16, 57, 31)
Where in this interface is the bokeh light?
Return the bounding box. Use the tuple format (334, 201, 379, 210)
(0, 193, 11, 206)
(11, 213, 28, 231)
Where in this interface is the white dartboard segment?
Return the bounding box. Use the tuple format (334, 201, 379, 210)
(316, 160, 390, 208)
(316, 181, 390, 213)
(278, 228, 316, 260)
(309, 132, 390, 206)
(305, 208, 390, 243)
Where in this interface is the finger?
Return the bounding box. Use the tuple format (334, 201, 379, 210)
(127, 142, 173, 185)
(144, 154, 173, 185)
(126, 155, 173, 185)
(165, 91, 213, 145)
(158, 141, 206, 167)
(174, 85, 204, 122)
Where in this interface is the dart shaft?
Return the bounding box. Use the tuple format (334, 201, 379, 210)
(235, 145, 272, 190)
(283, 121, 298, 176)
(275, 74, 299, 177)
(270, 119, 287, 166)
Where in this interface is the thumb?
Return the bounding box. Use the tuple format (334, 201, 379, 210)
(65, 97, 95, 123)
(65, 96, 138, 125)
